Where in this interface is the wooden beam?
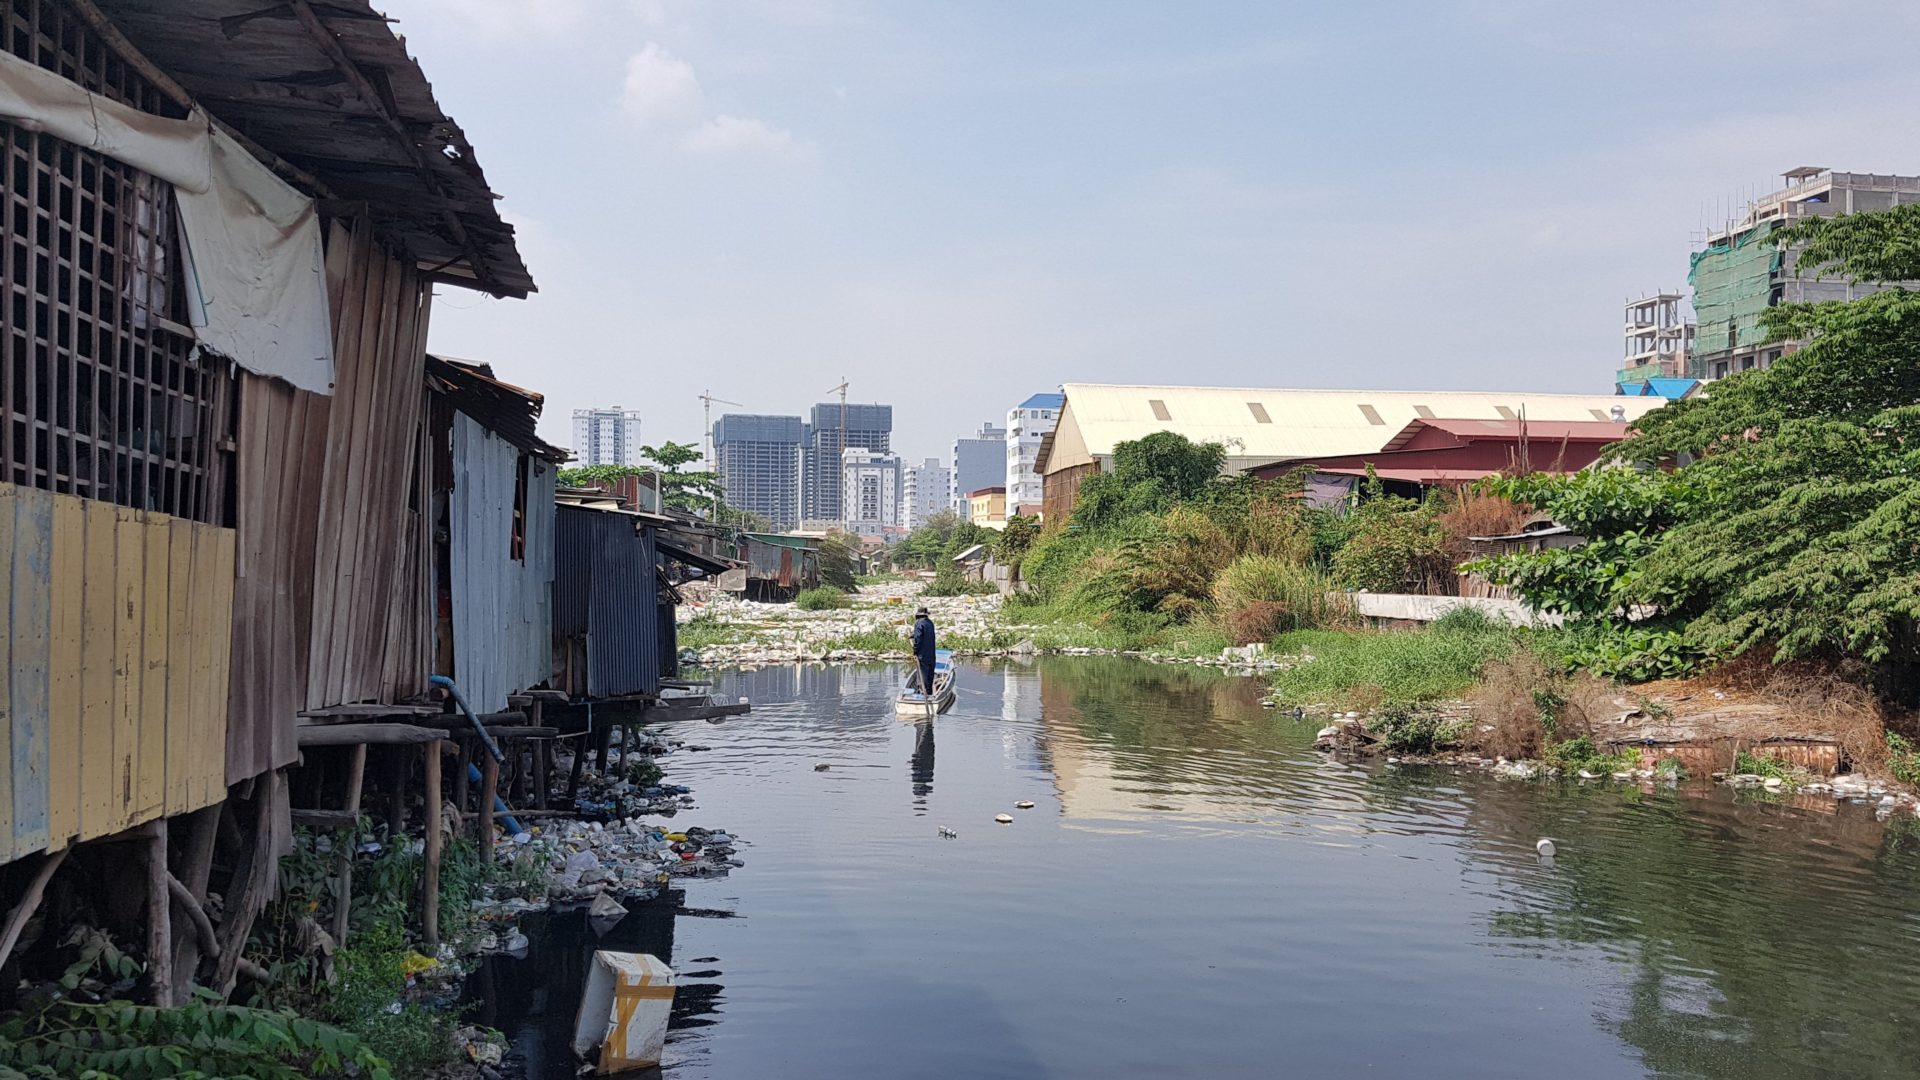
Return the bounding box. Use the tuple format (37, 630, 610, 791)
(478, 754, 498, 865)
(214, 775, 275, 998)
(297, 723, 449, 747)
(284, 0, 500, 293)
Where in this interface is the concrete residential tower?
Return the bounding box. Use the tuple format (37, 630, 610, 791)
(803, 402, 892, 529)
(841, 448, 902, 537)
(713, 414, 805, 529)
(571, 406, 644, 466)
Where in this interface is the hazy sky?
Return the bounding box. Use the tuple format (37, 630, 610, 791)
(385, 0, 1920, 462)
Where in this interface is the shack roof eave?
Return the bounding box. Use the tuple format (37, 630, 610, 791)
(89, 0, 535, 297)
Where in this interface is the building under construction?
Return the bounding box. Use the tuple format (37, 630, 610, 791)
(1689, 168, 1920, 381)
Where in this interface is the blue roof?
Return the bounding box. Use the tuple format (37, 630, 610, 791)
(1018, 392, 1065, 410)
(1615, 378, 1698, 400)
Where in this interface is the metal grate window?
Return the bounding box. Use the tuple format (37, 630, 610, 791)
(1495, 405, 1518, 420)
(1246, 402, 1271, 424)
(1413, 405, 1435, 419)
(1148, 399, 1170, 421)
(1, 0, 233, 524)
(1357, 404, 1385, 426)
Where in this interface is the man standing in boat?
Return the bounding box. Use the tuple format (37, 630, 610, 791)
(911, 606, 938, 695)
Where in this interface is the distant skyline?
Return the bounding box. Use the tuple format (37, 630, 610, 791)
(386, 0, 1920, 462)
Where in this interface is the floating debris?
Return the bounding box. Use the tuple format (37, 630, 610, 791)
(994, 814, 1014, 824)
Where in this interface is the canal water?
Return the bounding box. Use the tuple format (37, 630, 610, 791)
(472, 657, 1920, 1079)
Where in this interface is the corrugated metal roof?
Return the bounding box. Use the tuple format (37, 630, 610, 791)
(1378, 417, 1631, 452)
(1045, 383, 1668, 471)
(1017, 392, 1066, 410)
(427, 355, 568, 462)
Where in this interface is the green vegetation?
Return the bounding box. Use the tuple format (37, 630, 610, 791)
(678, 614, 746, 648)
(0, 998, 394, 1079)
(1888, 733, 1920, 787)
(817, 533, 859, 592)
(1476, 204, 1920, 698)
(1368, 704, 1469, 755)
(890, 511, 997, 572)
(830, 627, 908, 653)
(1542, 736, 1638, 777)
(1267, 614, 1521, 709)
(559, 440, 722, 515)
(1732, 750, 1793, 780)
(796, 586, 852, 610)
(925, 562, 997, 597)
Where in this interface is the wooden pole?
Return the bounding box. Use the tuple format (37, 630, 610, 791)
(332, 745, 367, 947)
(423, 742, 443, 947)
(478, 753, 498, 866)
(147, 820, 174, 1007)
(0, 848, 70, 971)
(533, 739, 550, 811)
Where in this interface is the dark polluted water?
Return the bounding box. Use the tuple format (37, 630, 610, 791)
(472, 656, 1920, 1080)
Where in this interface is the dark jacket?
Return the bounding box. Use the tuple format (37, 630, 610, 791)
(911, 616, 937, 660)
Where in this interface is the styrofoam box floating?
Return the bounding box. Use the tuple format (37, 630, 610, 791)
(572, 951, 676, 1073)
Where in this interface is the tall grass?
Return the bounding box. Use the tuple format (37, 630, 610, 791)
(678, 615, 745, 649)
(1267, 612, 1520, 708)
(1210, 555, 1353, 634)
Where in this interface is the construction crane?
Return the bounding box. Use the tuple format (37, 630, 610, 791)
(824, 378, 848, 521)
(699, 390, 743, 521)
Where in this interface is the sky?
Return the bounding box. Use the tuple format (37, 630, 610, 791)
(383, 0, 1920, 463)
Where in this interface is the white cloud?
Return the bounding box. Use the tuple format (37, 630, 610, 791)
(683, 115, 813, 159)
(620, 44, 705, 124)
(389, 0, 587, 39)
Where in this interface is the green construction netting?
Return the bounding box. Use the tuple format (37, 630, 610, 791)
(1688, 221, 1782, 353)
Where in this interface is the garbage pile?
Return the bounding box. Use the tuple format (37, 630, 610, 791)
(678, 580, 1002, 665)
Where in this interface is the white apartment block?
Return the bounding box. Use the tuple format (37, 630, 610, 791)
(841, 447, 902, 537)
(571, 406, 644, 466)
(1005, 392, 1063, 514)
(902, 457, 951, 529)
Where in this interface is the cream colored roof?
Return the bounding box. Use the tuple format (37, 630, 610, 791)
(1043, 383, 1665, 473)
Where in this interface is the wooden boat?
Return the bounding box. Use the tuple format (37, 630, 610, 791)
(896, 649, 956, 715)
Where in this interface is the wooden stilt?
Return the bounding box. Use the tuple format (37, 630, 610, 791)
(510, 740, 528, 805)
(333, 744, 368, 946)
(595, 718, 612, 773)
(455, 738, 471, 814)
(147, 820, 174, 1007)
(478, 753, 498, 866)
(385, 747, 407, 836)
(567, 730, 588, 802)
(533, 739, 550, 810)
(423, 742, 443, 947)
(172, 804, 222, 983)
(0, 848, 70, 971)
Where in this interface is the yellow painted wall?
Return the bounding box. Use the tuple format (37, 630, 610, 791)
(1, 483, 233, 863)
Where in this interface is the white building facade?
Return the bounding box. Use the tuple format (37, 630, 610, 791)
(1005, 392, 1063, 514)
(571, 406, 645, 466)
(902, 457, 951, 529)
(841, 447, 902, 537)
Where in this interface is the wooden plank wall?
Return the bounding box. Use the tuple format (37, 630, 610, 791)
(225, 217, 434, 785)
(306, 219, 435, 713)
(447, 413, 556, 713)
(1, 483, 232, 862)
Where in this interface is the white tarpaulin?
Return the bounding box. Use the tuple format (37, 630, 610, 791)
(0, 50, 335, 394)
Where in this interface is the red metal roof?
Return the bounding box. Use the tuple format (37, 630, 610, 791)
(1379, 417, 1630, 452)
(1314, 467, 1502, 484)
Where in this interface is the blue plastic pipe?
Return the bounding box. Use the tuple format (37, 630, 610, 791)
(430, 675, 524, 835)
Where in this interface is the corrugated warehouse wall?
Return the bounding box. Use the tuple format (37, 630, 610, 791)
(2, 485, 232, 862)
(227, 218, 435, 783)
(448, 412, 557, 712)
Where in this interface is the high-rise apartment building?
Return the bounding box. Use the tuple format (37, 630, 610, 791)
(1617, 293, 1694, 389)
(571, 406, 644, 466)
(802, 402, 892, 528)
(841, 448, 902, 537)
(1005, 393, 1063, 515)
(713, 414, 804, 529)
(1690, 168, 1920, 382)
(902, 458, 951, 529)
(950, 422, 1005, 519)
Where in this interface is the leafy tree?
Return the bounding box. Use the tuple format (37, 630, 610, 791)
(558, 440, 724, 515)
(816, 532, 859, 591)
(1071, 432, 1226, 529)
(1482, 204, 1920, 693)
(997, 514, 1040, 570)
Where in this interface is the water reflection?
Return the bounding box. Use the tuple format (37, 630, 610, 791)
(487, 658, 1920, 1079)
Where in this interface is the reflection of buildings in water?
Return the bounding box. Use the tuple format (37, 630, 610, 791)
(836, 663, 895, 696)
(1034, 662, 1277, 824)
(1000, 665, 1055, 774)
(718, 663, 843, 704)
(910, 719, 935, 807)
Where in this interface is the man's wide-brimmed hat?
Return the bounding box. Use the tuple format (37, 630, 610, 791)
(915, 607, 930, 616)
